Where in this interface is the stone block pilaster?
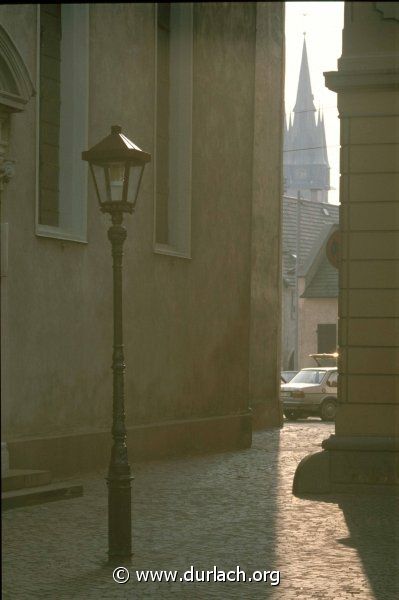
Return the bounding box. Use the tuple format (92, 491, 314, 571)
(294, 2, 399, 495)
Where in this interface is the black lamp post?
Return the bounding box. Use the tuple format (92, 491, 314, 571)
(82, 125, 151, 563)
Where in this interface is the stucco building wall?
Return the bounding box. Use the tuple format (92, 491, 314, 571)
(1, 3, 284, 473)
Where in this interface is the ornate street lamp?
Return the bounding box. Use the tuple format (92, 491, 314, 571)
(82, 125, 151, 563)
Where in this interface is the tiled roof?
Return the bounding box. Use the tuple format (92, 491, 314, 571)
(302, 254, 339, 298)
(282, 196, 339, 296)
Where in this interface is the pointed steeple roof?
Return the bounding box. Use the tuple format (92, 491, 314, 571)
(294, 38, 316, 114)
(319, 110, 329, 166)
(314, 108, 329, 166)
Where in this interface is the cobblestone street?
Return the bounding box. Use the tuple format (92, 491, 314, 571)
(2, 421, 398, 600)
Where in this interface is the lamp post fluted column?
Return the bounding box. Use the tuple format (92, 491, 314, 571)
(107, 212, 132, 563)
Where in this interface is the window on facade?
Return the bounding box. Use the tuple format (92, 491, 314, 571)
(36, 4, 89, 242)
(317, 323, 337, 354)
(155, 3, 170, 245)
(38, 5, 61, 227)
(154, 3, 193, 257)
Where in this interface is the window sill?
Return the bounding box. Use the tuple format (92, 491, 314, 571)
(153, 243, 191, 259)
(36, 226, 87, 244)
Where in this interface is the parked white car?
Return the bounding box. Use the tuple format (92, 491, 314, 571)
(280, 366, 338, 421)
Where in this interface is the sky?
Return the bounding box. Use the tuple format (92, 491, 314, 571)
(285, 1, 345, 205)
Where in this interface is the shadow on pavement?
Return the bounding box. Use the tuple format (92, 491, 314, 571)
(296, 493, 399, 600)
(338, 496, 399, 600)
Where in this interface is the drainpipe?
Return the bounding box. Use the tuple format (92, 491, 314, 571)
(295, 191, 301, 370)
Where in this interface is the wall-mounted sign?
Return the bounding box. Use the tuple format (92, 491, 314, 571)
(326, 230, 340, 269)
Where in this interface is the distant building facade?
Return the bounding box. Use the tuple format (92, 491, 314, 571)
(282, 196, 339, 370)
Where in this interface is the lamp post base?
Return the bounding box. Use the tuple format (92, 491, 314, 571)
(107, 474, 134, 564)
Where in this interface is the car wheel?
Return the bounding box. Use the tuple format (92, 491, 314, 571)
(284, 410, 299, 421)
(321, 399, 336, 421)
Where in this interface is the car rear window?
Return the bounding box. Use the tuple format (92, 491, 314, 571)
(290, 370, 326, 384)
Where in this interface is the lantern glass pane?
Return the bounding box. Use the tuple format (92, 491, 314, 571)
(126, 164, 145, 207)
(108, 162, 125, 202)
(89, 163, 108, 206)
(89, 161, 145, 209)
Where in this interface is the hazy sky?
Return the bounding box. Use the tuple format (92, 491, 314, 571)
(285, 2, 344, 205)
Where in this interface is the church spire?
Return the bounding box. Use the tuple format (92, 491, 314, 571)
(294, 37, 316, 114)
(283, 37, 330, 202)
